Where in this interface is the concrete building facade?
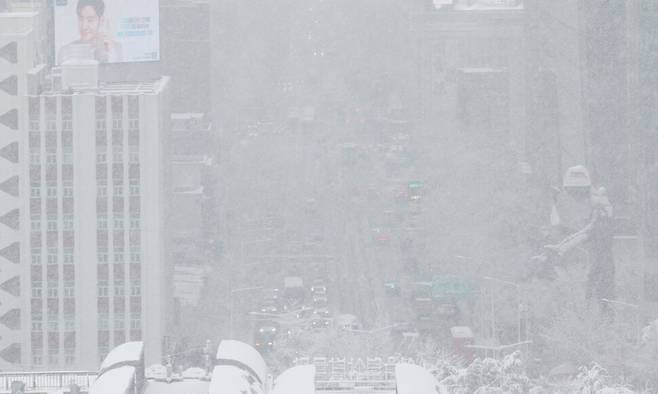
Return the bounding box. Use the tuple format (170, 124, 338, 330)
(21, 77, 171, 369)
(414, 0, 527, 154)
(0, 2, 49, 369)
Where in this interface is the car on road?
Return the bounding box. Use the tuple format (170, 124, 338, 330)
(310, 279, 327, 293)
(284, 276, 306, 305)
(260, 302, 280, 314)
(262, 288, 281, 302)
(254, 322, 279, 351)
(335, 314, 362, 331)
(311, 285, 327, 296)
(296, 306, 314, 319)
(371, 227, 392, 244)
(310, 318, 331, 330)
(312, 294, 328, 307)
(384, 282, 401, 296)
(314, 307, 332, 318)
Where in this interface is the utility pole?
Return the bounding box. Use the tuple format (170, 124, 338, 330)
(484, 276, 523, 345)
(601, 298, 641, 346)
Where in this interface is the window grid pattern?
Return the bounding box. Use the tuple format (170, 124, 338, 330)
(28, 96, 79, 366)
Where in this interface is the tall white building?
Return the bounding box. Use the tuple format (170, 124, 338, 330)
(21, 76, 171, 369)
(0, 3, 48, 369)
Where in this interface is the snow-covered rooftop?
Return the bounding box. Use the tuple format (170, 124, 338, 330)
(215, 340, 268, 385)
(272, 365, 316, 394)
(99, 342, 143, 372)
(396, 363, 448, 394)
(89, 366, 135, 394)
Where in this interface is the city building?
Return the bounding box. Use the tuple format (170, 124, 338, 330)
(21, 71, 171, 369)
(169, 113, 214, 316)
(414, 0, 527, 153)
(0, 1, 49, 370)
(160, 0, 211, 114)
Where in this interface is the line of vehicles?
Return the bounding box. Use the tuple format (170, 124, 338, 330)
(252, 276, 347, 352)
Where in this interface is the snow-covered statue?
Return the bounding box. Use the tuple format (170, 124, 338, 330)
(535, 166, 615, 309)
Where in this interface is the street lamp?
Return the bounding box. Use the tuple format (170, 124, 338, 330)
(483, 276, 523, 345)
(229, 286, 264, 339)
(225, 237, 272, 338)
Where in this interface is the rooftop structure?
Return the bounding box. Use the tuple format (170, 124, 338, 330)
(0, 340, 448, 393)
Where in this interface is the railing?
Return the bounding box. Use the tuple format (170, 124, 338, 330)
(316, 379, 396, 392)
(0, 371, 96, 392)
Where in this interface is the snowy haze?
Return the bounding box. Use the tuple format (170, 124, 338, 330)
(9, 0, 658, 391)
(170, 0, 658, 391)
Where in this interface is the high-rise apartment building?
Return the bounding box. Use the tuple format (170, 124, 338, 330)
(0, 3, 49, 369)
(21, 76, 171, 369)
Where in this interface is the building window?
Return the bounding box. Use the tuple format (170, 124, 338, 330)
(46, 120, 56, 131)
(96, 152, 107, 164)
(32, 282, 42, 298)
(63, 248, 73, 264)
(98, 281, 109, 297)
(47, 215, 57, 232)
(33, 354, 43, 365)
(64, 315, 75, 331)
(114, 313, 125, 329)
(113, 180, 124, 197)
(98, 250, 108, 263)
(129, 180, 140, 196)
(46, 184, 57, 198)
(130, 252, 140, 263)
(48, 314, 58, 331)
(130, 216, 140, 230)
(62, 120, 72, 131)
(129, 145, 139, 163)
(128, 119, 139, 131)
(112, 145, 123, 163)
(63, 214, 73, 230)
(62, 146, 73, 164)
(114, 217, 124, 230)
(47, 248, 57, 265)
(114, 282, 125, 296)
(30, 152, 41, 165)
(112, 118, 122, 130)
(32, 320, 43, 331)
(47, 282, 58, 298)
(130, 282, 141, 296)
(63, 181, 73, 198)
(97, 182, 108, 197)
(63, 281, 74, 298)
(96, 119, 106, 131)
(130, 315, 140, 330)
(98, 313, 109, 330)
(114, 250, 124, 263)
(30, 120, 40, 131)
(98, 215, 108, 230)
(99, 350, 108, 364)
(31, 216, 41, 232)
(48, 349, 58, 365)
(64, 351, 75, 365)
(31, 183, 41, 198)
(46, 152, 57, 165)
(31, 250, 41, 265)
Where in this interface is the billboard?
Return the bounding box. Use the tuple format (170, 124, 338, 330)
(54, 0, 160, 65)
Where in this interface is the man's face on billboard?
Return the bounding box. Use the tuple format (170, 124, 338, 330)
(78, 5, 101, 42)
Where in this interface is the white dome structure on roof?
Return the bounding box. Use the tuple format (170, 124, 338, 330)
(215, 340, 268, 385)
